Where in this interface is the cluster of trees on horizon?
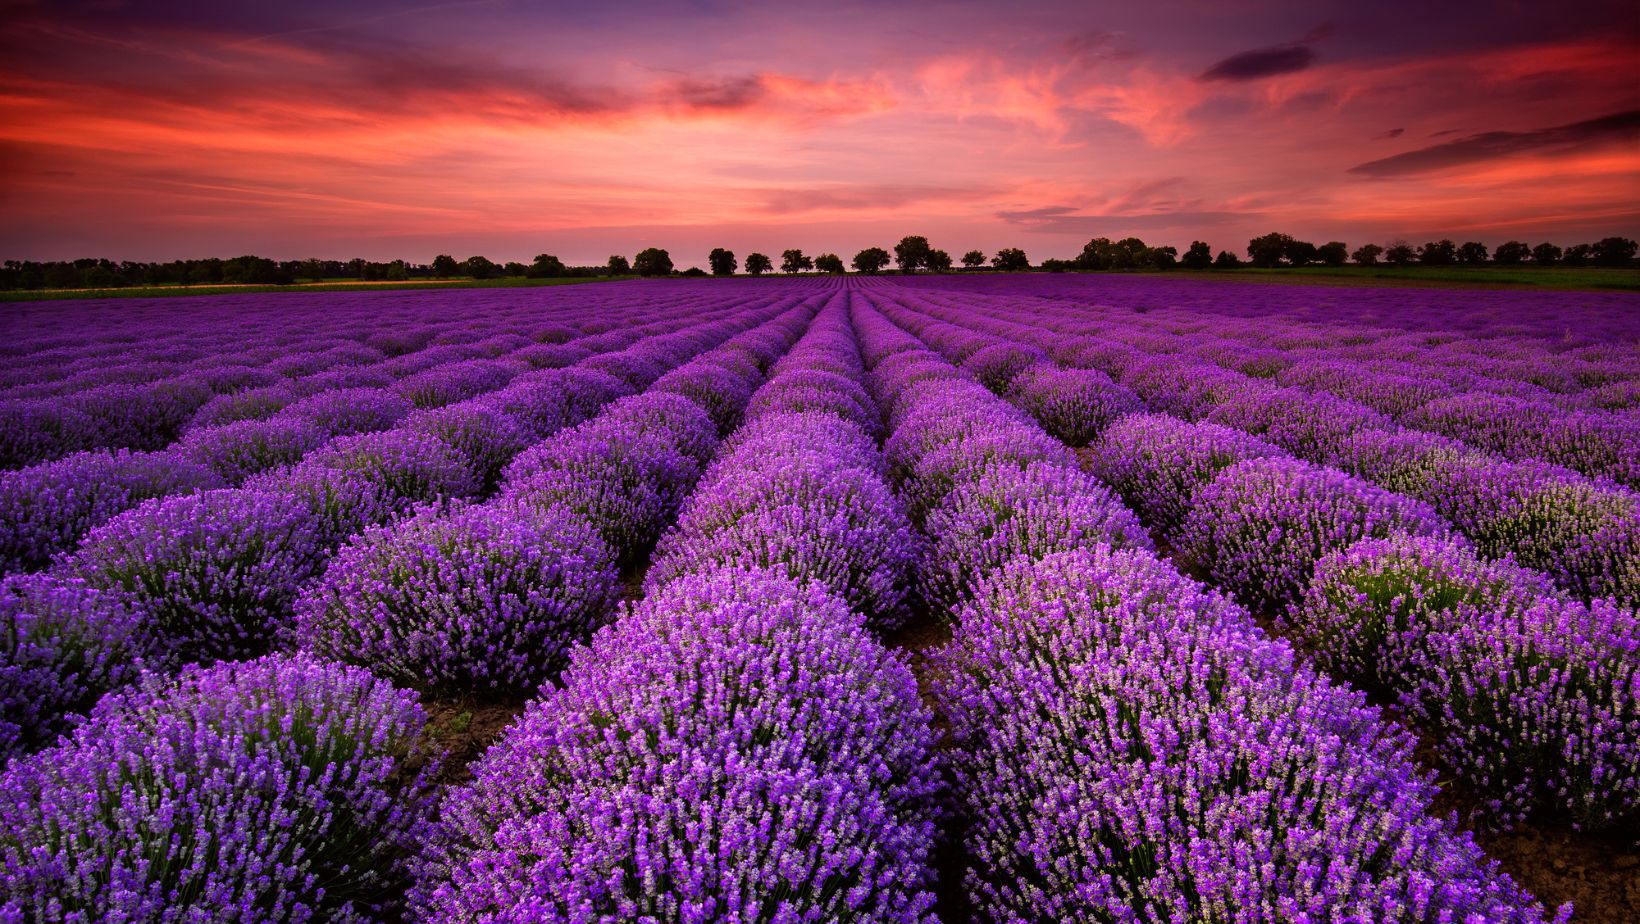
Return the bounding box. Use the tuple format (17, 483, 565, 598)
(3, 233, 1636, 291)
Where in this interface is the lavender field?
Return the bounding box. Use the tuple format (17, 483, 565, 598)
(1, 276, 1636, 922)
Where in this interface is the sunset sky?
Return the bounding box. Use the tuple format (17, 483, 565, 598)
(3, 0, 1638, 267)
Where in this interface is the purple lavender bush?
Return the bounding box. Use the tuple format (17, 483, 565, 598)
(413, 567, 938, 922)
(1, 574, 145, 756)
(404, 403, 533, 494)
(1177, 457, 1449, 613)
(960, 342, 1046, 391)
(175, 417, 329, 484)
(68, 489, 330, 664)
(1088, 413, 1286, 538)
(937, 546, 1561, 922)
(278, 429, 481, 508)
(0, 653, 438, 921)
(297, 500, 619, 694)
(186, 384, 297, 430)
(276, 386, 414, 437)
(0, 450, 224, 572)
(921, 460, 1152, 611)
(1297, 534, 1640, 832)
(1004, 364, 1141, 446)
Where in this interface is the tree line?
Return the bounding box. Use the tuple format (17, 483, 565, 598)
(4, 233, 1635, 291)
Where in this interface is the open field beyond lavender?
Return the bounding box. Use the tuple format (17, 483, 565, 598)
(1, 275, 1636, 922)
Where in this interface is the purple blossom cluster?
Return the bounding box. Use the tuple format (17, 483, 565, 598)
(1004, 362, 1141, 446)
(413, 566, 939, 921)
(1175, 456, 1450, 614)
(297, 501, 620, 694)
(0, 574, 146, 755)
(66, 488, 333, 663)
(649, 304, 919, 629)
(0, 449, 223, 571)
(0, 653, 439, 921)
(937, 546, 1560, 922)
(1296, 534, 1640, 834)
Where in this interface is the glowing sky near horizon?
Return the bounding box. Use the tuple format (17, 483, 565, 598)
(2, 0, 1638, 267)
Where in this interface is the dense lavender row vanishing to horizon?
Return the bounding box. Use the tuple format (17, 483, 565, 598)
(0, 274, 1634, 921)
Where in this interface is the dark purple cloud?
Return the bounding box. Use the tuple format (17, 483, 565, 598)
(1348, 109, 1640, 176)
(1376, 128, 1404, 139)
(1199, 43, 1315, 81)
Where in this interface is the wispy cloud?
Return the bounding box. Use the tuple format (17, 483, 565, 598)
(1348, 109, 1640, 176)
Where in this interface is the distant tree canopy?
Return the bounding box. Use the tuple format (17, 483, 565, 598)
(961, 250, 986, 269)
(893, 236, 932, 273)
(1383, 242, 1416, 266)
(991, 248, 1030, 271)
(1078, 236, 1167, 270)
(1213, 250, 1241, 268)
(1594, 236, 1639, 266)
(1456, 242, 1488, 265)
(462, 255, 499, 279)
(708, 248, 736, 276)
(1246, 232, 1294, 268)
(1181, 241, 1213, 269)
(607, 254, 631, 275)
(528, 253, 566, 278)
(1417, 240, 1457, 266)
(780, 249, 814, 273)
(1351, 243, 1383, 265)
(744, 252, 773, 275)
(431, 254, 460, 277)
(1531, 242, 1562, 266)
(633, 248, 673, 277)
(1316, 241, 1349, 266)
(1563, 243, 1595, 267)
(814, 253, 845, 274)
(925, 249, 953, 272)
(853, 247, 891, 274)
(1492, 241, 1530, 265)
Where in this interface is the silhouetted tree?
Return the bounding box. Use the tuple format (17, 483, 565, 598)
(814, 253, 845, 274)
(1593, 237, 1638, 267)
(961, 250, 986, 269)
(607, 255, 631, 275)
(1492, 241, 1530, 265)
(1562, 243, 1595, 267)
(744, 252, 773, 275)
(991, 248, 1029, 271)
(462, 255, 499, 279)
(1149, 245, 1178, 269)
(1351, 243, 1383, 265)
(852, 248, 891, 274)
(1039, 258, 1075, 272)
(431, 254, 459, 277)
(894, 236, 932, 273)
(1317, 241, 1349, 266)
(528, 253, 566, 278)
(633, 248, 673, 277)
(708, 248, 736, 276)
(1383, 242, 1416, 266)
(1181, 241, 1213, 269)
(1456, 242, 1488, 265)
(1246, 232, 1293, 268)
(680, 267, 707, 277)
(925, 249, 953, 272)
(780, 249, 813, 273)
(1284, 239, 1318, 267)
(1531, 243, 1562, 266)
(1417, 240, 1457, 266)
(503, 261, 528, 277)
(1213, 250, 1241, 268)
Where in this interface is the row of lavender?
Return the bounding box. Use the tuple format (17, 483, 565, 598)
(0, 288, 834, 918)
(845, 290, 1562, 920)
(873, 283, 1639, 843)
(0, 285, 794, 572)
(414, 295, 944, 919)
(0, 288, 813, 754)
(904, 274, 1640, 410)
(890, 282, 1639, 611)
(0, 285, 708, 468)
